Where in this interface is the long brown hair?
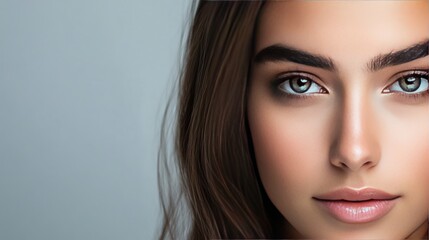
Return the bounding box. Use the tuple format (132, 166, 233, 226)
(158, 1, 284, 239)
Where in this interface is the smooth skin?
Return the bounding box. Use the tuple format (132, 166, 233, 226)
(248, 1, 429, 239)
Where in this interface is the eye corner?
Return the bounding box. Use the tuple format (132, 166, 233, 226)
(381, 88, 391, 94)
(319, 87, 329, 94)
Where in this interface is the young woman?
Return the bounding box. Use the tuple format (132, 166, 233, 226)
(159, 1, 429, 239)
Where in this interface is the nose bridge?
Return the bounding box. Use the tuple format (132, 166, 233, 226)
(330, 85, 380, 171)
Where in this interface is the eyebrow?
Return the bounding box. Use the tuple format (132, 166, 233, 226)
(254, 44, 336, 71)
(254, 39, 429, 72)
(368, 40, 429, 71)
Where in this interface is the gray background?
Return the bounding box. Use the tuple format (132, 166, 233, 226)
(0, 0, 191, 239)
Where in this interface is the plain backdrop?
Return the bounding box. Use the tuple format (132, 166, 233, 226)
(0, 0, 192, 239)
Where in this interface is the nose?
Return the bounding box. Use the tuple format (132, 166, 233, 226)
(329, 90, 381, 172)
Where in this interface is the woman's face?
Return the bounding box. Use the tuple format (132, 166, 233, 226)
(248, 1, 429, 238)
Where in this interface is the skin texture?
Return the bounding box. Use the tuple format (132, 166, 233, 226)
(248, 1, 429, 239)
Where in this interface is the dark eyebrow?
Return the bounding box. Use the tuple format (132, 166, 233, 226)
(254, 39, 429, 72)
(254, 44, 336, 71)
(368, 40, 429, 71)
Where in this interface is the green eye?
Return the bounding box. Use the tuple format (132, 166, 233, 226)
(388, 72, 429, 94)
(289, 77, 312, 93)
(278, 76, 326, 95)
(398, 76, 422, 92)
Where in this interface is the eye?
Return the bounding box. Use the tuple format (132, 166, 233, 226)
(278, 75, 326, 95)
(384, 71, 429, 94)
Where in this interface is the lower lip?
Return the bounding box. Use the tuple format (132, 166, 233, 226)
(315, 199, 398, 223)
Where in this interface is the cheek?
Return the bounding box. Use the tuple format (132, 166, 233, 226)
(248, 104, 330, 209)
(381, 112, 429, 233)
(380, 104, 429, 185)
(383, 110, 429, 202)
(391, 131, 429, 184)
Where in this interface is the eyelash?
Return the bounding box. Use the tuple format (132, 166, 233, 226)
(272, 70, 429, 101)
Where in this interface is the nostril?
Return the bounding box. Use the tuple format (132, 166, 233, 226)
(363, 161, 374, 168)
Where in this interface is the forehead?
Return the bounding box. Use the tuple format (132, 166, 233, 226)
(255, 1, 429, 62)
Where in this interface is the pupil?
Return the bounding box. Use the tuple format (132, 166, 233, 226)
(297, 79, 308, 87)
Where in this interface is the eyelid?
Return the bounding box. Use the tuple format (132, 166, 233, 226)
(394, 69, 428, 78)
(387, 69, 428, 84)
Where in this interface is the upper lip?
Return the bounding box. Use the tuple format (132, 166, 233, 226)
(313, 188, 401, 201)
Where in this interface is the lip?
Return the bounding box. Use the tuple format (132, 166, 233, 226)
(313, 188, 400, 223)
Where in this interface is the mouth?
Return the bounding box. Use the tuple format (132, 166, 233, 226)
(313, 188, 401, 224)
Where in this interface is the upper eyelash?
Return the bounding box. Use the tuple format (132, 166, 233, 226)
(395, 70, 428, 79)
(393, 69, 428, 82)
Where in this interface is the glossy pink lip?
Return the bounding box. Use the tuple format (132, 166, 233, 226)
(313, 188, 400, 223)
